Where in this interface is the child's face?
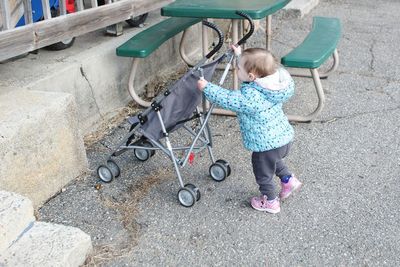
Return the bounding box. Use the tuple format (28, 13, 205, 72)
(237, 57, 255, 82)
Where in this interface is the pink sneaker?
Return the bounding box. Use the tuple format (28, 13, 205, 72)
(279, 175, 302, 200)
(250, 195, 280, 214)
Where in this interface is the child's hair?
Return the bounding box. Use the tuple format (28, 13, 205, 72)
(241, 48, 278, 77)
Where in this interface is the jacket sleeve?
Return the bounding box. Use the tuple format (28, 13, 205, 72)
(203, 83, 274, 114)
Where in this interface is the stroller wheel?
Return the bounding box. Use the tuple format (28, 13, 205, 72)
(142, 140, 156, 157)
(209, 162, 227, 182)
(107, 159, 120, 178)
(216, 159, 231, 177)
(134, 147, 151, 161)
(185, 183, 201, 201)
(97, 165, 114, 183)
(133, 140, 155, 161)
(177, 187, 196, 207)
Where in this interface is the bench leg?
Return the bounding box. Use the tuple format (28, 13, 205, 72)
(287, 49, 339, 79)
(179, 29, 198, 67)
(320, 49, 339, 78)
(287, 68, 325, 123)
(128, 58, 152, 107)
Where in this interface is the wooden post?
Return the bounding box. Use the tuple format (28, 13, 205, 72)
(76, 0, 84, 11)
(41, 0, 51, 19)
(59, 0, 67, 15)
(1, 0, 24, 30)
(90, 0, 98, 8)
(22, 0, 33, 24)
(0, 0, 11, 30)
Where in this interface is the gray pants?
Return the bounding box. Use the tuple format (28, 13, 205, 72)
(251, 143, 292, 199)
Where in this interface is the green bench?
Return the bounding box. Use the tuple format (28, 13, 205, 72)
(116, 17, 202, 107)
(281, 16, 341, 122)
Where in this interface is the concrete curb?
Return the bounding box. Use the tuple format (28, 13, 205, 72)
(1, 222, 92, 267)
(0, 191, 92, 267)
(0, 191, 35, 252)
(0, 89, 88, 208)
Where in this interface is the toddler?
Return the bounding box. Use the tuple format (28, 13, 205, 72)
(197, 46, 302, 213)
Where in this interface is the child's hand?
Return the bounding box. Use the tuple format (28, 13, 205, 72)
(197, 78, 208, 91)
(231, 45, 242, 56)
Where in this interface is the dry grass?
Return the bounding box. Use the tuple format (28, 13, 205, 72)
(84, 245, 131, 267)
(144, 66, 189, 99)
(83, 102, 140, 148)
(83, 168, 173, 266)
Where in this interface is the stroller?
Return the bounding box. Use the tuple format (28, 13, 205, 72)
(97, 12, 255, 207)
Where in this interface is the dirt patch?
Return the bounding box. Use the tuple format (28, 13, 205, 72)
(84, 168, 173, 266)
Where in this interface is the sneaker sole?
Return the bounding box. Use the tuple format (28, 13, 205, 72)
(251, 205, 280, 214)
(280, 182, 302, 200)
(265, 207, 280, 214)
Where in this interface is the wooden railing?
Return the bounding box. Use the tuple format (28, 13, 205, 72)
(0, 0, 173, 61)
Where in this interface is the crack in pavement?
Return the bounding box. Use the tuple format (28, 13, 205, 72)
(368, 39, 376, 72)
(318, 106, 400, 124)
(336, 70, 400, 83)
(80, 66, 104, 120)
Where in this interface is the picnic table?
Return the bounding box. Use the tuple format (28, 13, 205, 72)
(117, 0, 341, 121)
(161, 0, 291, 89)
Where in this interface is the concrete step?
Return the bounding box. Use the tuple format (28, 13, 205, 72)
(0, 221, 92, 267)
(282, 0, 319, 18)
(0, 191, 35, 252)
(0, 89, 88, 209)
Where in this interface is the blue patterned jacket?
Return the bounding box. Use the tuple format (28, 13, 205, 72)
(203, 68, 295, 152)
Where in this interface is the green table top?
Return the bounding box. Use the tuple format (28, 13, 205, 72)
(161, 0, 291, 19)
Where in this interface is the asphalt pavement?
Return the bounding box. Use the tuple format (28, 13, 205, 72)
(39, 0, 400, 266)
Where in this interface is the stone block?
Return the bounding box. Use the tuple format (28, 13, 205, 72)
(282, 0, 319, 18)
(0, 222, 92, 267)
(0, 89, 88, 208)
(0, 191, 35, 252)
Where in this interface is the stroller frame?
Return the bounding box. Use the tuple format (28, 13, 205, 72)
(97, 12, 255, 207)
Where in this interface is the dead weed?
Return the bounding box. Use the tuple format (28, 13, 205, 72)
(84, 168, 173, 266)
(83, 102, 140, 148)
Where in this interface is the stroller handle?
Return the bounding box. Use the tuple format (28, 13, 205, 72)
(202, 20, 224, 59)
(236, 11, 255, 46)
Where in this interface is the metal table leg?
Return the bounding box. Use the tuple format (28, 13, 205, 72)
(286, 68, 325, 122)
(266, 15, 272, 51)
(128, 58, 151, 107)
(231, 19, 240, 90)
